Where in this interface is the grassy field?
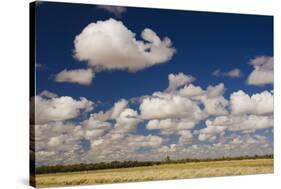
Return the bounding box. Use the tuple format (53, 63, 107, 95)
(35, 158, 273, 188)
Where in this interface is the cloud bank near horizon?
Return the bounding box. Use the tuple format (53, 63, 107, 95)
(35, 72, 273, 165)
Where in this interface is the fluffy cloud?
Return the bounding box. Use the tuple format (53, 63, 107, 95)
(195, 88, 274, 143)
(212, 68, 241, 78)
(227, 115, 273, 133)
(197, 118, 228, 142)
(80, 100, 135, 140)
(35, 103, 145, 165)
(55, 68, 94, 85)
(166, 73, 195, 92)
(54, 19, 175, 86)
(201, 96, 229, 116)
(178, 130, 193, 145)
(126, 135, 163, 149)
(247, 56, 273, 85)
(35, 69, 274, 165)
(80, 133, 164, 163)
(186, 83, 229, 116)
(230, 90, 273, 115)
(227, 134, 271, 150)
(178, 83, 228, 116)
(35, 96, 94, 124)
(199, 88, 274, 138)
(74, 18, 175, 72)
(113, 108, 141, 134)
(140, 93, 204, 120)
(146, 118, 196, 135)
(35, 122, 85, 165)
(89, 99, 128, 121)
(82, 118, 112, 140)
(141, 80, 230, 135)
(178, 84, 205, 97)
(201, 114, 273, 134)
(110, 99, 129, 119)
(97, 5, 126, 17)
(206, 83, 225, 98)
(157, 133, 272, 160)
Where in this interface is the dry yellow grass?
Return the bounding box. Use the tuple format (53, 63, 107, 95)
(35, 158, 273, 188)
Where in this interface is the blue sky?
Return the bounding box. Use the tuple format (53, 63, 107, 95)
(34, 2, 273, 165)
(35, 2, 273, 101)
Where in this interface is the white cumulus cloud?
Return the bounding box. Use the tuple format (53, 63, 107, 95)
(55, 68, 94, 85)
(35, 122, 85, 165)
(197, 118, 228, 142)
(228, 115, 273, 133)
(178, 130, 193, 145)
(35, 96, 94, 124)
(74, 18, 176, 72)
(230, 90, 273, 115)
(247, 56, 273, 85)
(206, 83, 225, 98)
(35, 68, 274, 165)
(146, 118, 196, 135)
(113, 108, 141, 134)
(178, 84, 205, 97)
(140, 93, 204, 120)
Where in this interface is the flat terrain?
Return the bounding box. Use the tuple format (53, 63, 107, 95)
(35, 158, 273, 188)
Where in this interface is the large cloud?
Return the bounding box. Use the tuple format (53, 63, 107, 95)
(247, 56, 273, 85)
(35, 95, 94, 124)
(230, 90, 273, 115)
(74, 18, 176, 72)
(55, 68, 94, 85)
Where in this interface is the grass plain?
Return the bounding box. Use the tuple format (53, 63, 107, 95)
(35, 158, 273, 188)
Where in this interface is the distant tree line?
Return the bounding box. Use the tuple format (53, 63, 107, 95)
(35, 161, 161, 174)
(35, 154, 273, 174)
(164, 154, 273, 164)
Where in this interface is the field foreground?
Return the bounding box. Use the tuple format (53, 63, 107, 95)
(35, 158, 273, 188)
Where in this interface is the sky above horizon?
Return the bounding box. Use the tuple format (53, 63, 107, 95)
(34, 1, 273, 165)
